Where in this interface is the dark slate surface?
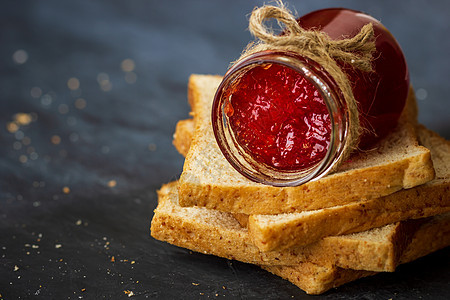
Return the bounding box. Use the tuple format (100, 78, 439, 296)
(1, 0, 449, 299)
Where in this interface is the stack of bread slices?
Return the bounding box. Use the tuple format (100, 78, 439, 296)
(151, 74, 450, 295)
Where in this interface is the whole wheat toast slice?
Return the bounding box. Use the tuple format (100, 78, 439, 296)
(150, 183, 450, 293)
(173, 118, 195, 158)
(263, 211, 450, 295)
(174, 118, 450, 250)
(151, 179, 447, 272)
(248, 125, 450, 250)
(178, 75, 435, 215)
(261, 263, 376, 295)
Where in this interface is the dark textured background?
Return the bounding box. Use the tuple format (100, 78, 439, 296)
(1, 0, 449, 299)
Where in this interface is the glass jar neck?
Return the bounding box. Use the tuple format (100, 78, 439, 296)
(212, 50, 350, 186)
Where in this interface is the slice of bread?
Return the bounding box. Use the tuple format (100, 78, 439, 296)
(173, 119, 195, 158)
(248, 125, 450, 250)
(261, 263, 375, 295)
(178, 75, 435, 215)
(263, 211, 450, 295)
(151, 181, 447, 272)
(173, 118, 450, 250)
(150, 183, 450, 293)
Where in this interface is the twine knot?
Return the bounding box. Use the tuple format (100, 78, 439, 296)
(248, 3, 376, 71)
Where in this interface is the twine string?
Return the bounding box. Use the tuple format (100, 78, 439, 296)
(248, 4, 375, 71)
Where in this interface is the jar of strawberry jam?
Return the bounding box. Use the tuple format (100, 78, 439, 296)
(212, 7, 409, 186)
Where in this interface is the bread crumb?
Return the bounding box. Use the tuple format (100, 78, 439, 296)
(62, 187, 70, 194)
(67, 78, 80, 90)
(55, 244, 62, 249)
(81, 288, 86, 292)
(14, 265, 19, 271)
(51, 135, 61, 145)
(14, 113, 32, 126)
(192, 282, 199, 286)
(75, 98, 87, 110)
(121, 59, 135, 72)
(111, 256, 115, 262)
(124, 290, 134, 297)
(76, 219, 82, 226)
(107, 180, 117, 188)
(7, 122, 19, 133)
(19, 155, 27, 163)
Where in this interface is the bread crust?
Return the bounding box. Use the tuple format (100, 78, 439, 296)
(261, 263, 375, 295)
(173, 119, 194, 157)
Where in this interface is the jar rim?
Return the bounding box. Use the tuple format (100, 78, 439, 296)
(212, 51, 349, 186)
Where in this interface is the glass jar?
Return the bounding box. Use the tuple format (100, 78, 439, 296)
(212, 8, 409, 187)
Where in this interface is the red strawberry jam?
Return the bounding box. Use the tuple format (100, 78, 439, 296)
(224, 63, 331, 171)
